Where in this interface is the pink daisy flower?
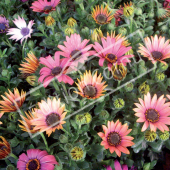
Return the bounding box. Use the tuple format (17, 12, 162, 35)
(98, 120, 134, 157)
(58, 33, 95, 69)
(93, 35, 133, 70)
(134, 92, 170, 132)
(0, 112, 4, 125)
(164, 0, 170, 8)
(17, 149, 58, 170)
(39, 51, 74, 88)
(138, 35, 170, 65)
(7, 16, 34, 44)
(0, 15, 9, 33)
(30, 0, 60, 14)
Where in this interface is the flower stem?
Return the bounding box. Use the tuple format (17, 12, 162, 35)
(22, 39, 27, 60)
(52, 80, 60, 92)
(40, 133, 50, 153)
(61, 82, 69, 97)
(130, 17, 133, 34)
(62, 128, 71, 136)
(9, 153, 18, 160)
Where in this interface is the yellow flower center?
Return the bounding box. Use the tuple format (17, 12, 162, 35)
(151, 51, 163, 61)
(26, 159, 40, 170)
(107, 132, 121, 146)
(105, 53, 117, 63)
(83, 85, 97, 98)
(46, 113, 60, 127)
(145, 109, 160, 123)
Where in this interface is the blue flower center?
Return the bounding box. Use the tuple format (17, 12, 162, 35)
(21, 27, 30, 36)
(0, 23, 5, 31)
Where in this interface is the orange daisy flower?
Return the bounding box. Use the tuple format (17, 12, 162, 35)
(31, 98, 67, 137)
(19, 51, 39, 74)
(98, 120, 134, 157)
(0, 88, 26, 113)
(0, 136, 11, 159)
(75, 70, 107, 99)
(19, 108, 38, 134)
(92, 5, 115, 25)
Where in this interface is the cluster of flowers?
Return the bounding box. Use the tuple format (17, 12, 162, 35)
(1, 0, 170, 169)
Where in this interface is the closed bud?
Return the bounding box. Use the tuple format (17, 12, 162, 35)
(75, 114, 86, 125)
(144, 130, 157, 142)
(107, 23, 115, 30)
(99, 110, 109, 119)
(158, 130, 169, 141)
(155, 72, 165, 82)
(84, 112, 92, 124)
(64, 27, 75, 36)
(81, 27, 89, 36)
(118, 27, 127, 36)
(138, 65, 147, 75)
(64, 143, 73, 152)
(148, 12, 154, 18)
(138, 81, 150, 94)
(124, 82, 134, 92)
(158, 62, 168, 71)
(123, 2, 134, 18)
(26, 75, 37, 86)
(114, 98, 125, 109)
(8, 112, 18, 122)
(135, 8, 142, 15)
(67, 17, 77, 27)
(59, 134, 68, 143)
(161, 25, 168, 32)
(45, 16, 55, 27)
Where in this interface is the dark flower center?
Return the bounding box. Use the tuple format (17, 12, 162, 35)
(105, 53, 117, 63)
(107, 132, 121, 146)
(145, 109, 160, 123)
(26, 159, 40, 170)
(83, 85, 97, 98)
(96, 14, 107, 24)
(51, 66, 62, 76)
(46, 113, 60, 127)
(0, 145, 7, 151)
(21, 27, 30, 36)
(0, 23, 6, 31)
(44, 6, 52, 11)
(70, 50, 82, 61)
(151, 51, 163, 61)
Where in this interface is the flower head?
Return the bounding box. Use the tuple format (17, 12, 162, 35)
(30, 0, 60, 14)
(138, 35, 170, 65)
(0, 88, 26, 113)
(19, 52, 39, 74)
(138, 81, 150, 94)
(70, 146, 86, 161)
(7, 16, 34, 44)
(124, 83, 134, 92)
(17, 149, 58, 170)
(134, 92, 170, 132)
(31, 98, 67, 137)
(64, 27, 75, 36)
(93, 35, 133, 70)
(0, 136, 11, 159)
(84, 112, 92, 124)
(158, 130, 169, 141)
(0, 15, 9, 33)
(26, 75, 37, 86)
(19, 108, 38, 134)
(111, 63, 127, 81)
(45, 15, 55, 27)
(67, 17, 77, 27)
(58, 33, 95, 69)
(92, 5, 115, 25)
(144, 130, 157, 142)
(123, 2, 134, 18)
(75, 70, 107, 99)
(98, 120, 134, 157)
(39, 52, 74, 88)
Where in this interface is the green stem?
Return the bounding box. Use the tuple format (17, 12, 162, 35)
(130, 17, 133, 34)
(22, 39, 27, 60)
(9, 153, 18, 160)
(117, 81, 121, 87)
(79, 3, 84, 11)
(52, 80, 60, 92)
(18, 108, 25, 117)
(61, 82, 69, 97)
(62, 128, 71, 136)
(41, 133, 50, 153)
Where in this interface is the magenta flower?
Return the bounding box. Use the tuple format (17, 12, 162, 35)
(17, 149, 58, 170)
(30, 0, 60, 14)
(104, 160, 137, 170)
(39, 51, 74, 88)
(93, 36, 133, 70)
(58, 33, 95, 69)
(7, 16, 34, 44)
(0, 15, 9, 33)
(164, 0, 170, 8)
(20, 0, 28, 2)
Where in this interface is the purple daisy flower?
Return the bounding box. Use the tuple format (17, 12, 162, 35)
(0, 15, 9, 33)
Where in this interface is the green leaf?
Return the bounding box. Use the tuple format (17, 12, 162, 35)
(143, 163, 151, 170)
(77, 161, 89, 169)
(10, 137, 19, 147)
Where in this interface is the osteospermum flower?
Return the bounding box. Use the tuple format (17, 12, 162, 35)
(0, 15, 9, 33)
(138, 35, 170, 65)
(19, 52, 39, 74)
(164, 0, 170, 8)
(0, 112, 3, 125)
(19, 108, 38, 134)
(17, 149, 58, 170)
(31, 98, 67, 137)
(122, 2, 134, 18)
(0, 88, 26, 113)
(38, 52, 74, 88)
(58, 33, 95, 69)
(75, 70, 107, 99)
(134, 92, 170, 132)
(98, 120, 134, 157)
(92, 5, 115, 25)
(7, 16, 34, 44)
(30, 0, 60, 14)
(93, 35, 133, 70)
(0, 136, 11, 159)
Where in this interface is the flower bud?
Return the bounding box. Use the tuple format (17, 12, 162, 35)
(114, 98, 125, 109)
(67, 17, 77, 27)
(144, 130, 157, 142)
(124, 82, 134, 92)
(70, 146, 86, 161)
(59, 134, 68, 143)
(45, 15, 55, 27)
(84, 112, 92, 124)
(138, 81, 150, 94)
(158, 62, 168, 72)
(75, 114, 86, 125)
(118, 27, 127, 36)
(158, 130, 169, 141)
(99, 110, 109, 119)
(155, 72, 165, 82)
(135, 8, 142, 15)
